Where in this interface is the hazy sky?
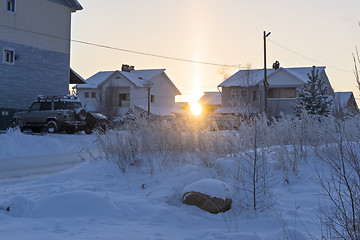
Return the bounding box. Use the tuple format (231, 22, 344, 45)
(70, 0, 360, 103)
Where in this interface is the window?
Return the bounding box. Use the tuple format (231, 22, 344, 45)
(30, 102, 41, 111)
(252, 91, 258, 102)
(91, 92, 96, 98)
(1, 111, 8, 116)
(3, 49, 15, 64)
(241, 90, 248, 99)
(268, 88, 297, 98)
(54, 101, 66, 110)
(40, 102, 52, 111)
(231, 90, 239, 98)
(5, 0, 15, 13)
(84, 92, 89, 98)
(119, 93, 130, 107)
(151, 95, 154, 103)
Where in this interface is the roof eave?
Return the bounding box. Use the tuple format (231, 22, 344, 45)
(66, 0, 83, 11)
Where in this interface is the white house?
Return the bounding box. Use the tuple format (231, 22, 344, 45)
(216, 66, 334, 116)
(75, 65, 181, 118)
(0, 0, 82, 129)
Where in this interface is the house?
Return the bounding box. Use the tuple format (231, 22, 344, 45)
(198, 91, 221, 114)
(334, 92, 358, 116)
(216, 65, 334, 116)
(0, 0, 82, 130)
(74, 65, 181, 118)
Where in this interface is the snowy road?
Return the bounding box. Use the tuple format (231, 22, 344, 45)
(0, 151, 101, 179)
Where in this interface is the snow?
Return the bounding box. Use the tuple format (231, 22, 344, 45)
(76, 69, 165, 89)
(218, 66, 326, 87)
(182, 179, 232, 200)
(0, 130, 329, 239)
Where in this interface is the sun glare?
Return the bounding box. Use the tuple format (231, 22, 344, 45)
(190, 102, 202, 115)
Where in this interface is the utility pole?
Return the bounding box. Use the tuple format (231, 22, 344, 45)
(263, 31, 271, 115)
(143, 82, 153, 116)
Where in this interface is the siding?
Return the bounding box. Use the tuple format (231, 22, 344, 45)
(0, 40, 70, 110)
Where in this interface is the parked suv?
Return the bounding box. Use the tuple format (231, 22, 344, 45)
(12, 95, 88, 133)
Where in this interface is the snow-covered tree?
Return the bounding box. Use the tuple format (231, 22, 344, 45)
(294, 66, 333, 116)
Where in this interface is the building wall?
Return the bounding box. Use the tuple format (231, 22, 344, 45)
(0, 40, 70, 110)
(0, 0, 75, 129)
(146, 72, 177, 110)
(221, 86, 259, 109)
(0, 0, 72, 54)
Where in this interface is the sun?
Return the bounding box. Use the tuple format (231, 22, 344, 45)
(190, 102, 202, 115)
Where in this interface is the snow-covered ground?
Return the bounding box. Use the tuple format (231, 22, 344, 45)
(0, 129, 326, 239)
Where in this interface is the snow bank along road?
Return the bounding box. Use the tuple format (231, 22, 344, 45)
(0, 151, 100, 179)
(0, 131, 101, 180)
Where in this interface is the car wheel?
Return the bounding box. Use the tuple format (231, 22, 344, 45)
(46, 121, 58, 133)
(12, 119, 24, 132)
(85, 125, 93, 134)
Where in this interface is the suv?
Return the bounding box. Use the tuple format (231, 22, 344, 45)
(12, 95, 88, 133)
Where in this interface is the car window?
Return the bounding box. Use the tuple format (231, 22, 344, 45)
(40, 102, 52, 111)
(54, 101, 66, 110)
(30, 102, 41, 111)
(65, 102, 75, 110)
(73, 102, 82, 109)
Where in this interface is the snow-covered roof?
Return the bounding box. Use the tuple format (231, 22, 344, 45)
(76, 69, 166, 89)
(334, 92, 354, 109)
(198, 92, 221, 106)
(76, 71, 114, 89)
(218, 67, 326, 87)
(121, 69, 165, 87)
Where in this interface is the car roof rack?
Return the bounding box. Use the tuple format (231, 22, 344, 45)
(37, 95, 79, 101)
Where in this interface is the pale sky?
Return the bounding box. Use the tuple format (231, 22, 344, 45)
(70, 0, 360, 103)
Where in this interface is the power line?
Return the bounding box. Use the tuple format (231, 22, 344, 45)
(0, 23, 352, 74)
(0, 24, 240, 69)
(268, 39, 353, 73)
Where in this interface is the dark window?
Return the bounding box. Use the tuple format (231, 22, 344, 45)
(241, 90, 248, 99)
(73, 102, 82, 109)
(253, 91, 258, 101)
(119, 93, 130, 107)
(119, 93, 130, 101)
(30, 102, 41, 111)
(231, 90, 239, 98)
(151, 95, 154, 103)
(54, 101, 66, 110)
(91, 92, 96, 98)
(5, 0, 15, 12)
(3, 49, 15, 64)
(84, 92, 89, 98)
(40, 102, 52, 111)
(268, 88, 297, 98)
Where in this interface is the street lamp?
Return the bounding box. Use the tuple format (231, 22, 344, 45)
(263, 31, 271, 115)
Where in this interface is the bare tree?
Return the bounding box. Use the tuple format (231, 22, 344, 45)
(318, 120, 360, 239)
(233, 116, 273, 211)
(98, 85, 118, 120)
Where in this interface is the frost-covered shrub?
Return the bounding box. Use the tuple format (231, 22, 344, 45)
(318, 120, 360, 240)
(96, 115, 240, 173)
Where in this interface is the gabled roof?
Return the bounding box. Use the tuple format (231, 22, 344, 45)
(218, 66, 326, 87)
(198, 92, 221, 105)
(334, 92, 356, 110)
(76, 69, 181, 95)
